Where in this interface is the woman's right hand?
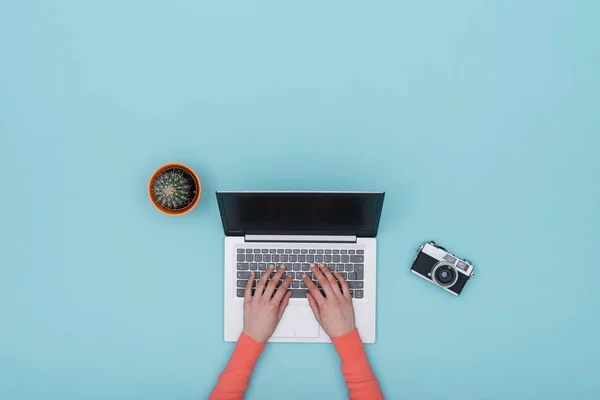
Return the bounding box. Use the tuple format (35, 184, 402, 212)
(303, 263, 356, 338)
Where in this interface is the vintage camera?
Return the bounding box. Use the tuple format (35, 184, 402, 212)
(411, 241, 474, 296)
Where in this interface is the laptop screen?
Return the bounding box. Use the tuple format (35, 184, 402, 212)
(216, 192, 385, 237)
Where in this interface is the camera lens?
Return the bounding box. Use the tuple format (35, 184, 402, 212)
(433, 264, 456, 287)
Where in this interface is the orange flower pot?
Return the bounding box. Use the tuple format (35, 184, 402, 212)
(148, 162, 201, 216)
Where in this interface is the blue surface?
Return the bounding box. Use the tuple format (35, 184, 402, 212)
(1, 1, 599, 399)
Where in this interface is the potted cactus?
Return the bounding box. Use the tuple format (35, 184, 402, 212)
(148, 163, 201, 216)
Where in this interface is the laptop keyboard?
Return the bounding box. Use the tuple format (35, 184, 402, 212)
(236, 247, 365, 299)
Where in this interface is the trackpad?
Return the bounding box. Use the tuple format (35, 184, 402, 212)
(272, 306, 320, 338)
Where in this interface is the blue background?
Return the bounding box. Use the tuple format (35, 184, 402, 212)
(1, 1, 599, 399)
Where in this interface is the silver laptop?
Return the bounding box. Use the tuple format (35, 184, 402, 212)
(217, 191, 385, 343)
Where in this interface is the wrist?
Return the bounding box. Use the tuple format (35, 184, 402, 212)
(242, 329, 269, 344)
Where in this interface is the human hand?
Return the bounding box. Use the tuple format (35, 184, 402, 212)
(242, 264, 293, 343)
(303, 263, 356, 338)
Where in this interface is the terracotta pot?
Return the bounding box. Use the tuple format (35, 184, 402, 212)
(148, 162, 201, 216)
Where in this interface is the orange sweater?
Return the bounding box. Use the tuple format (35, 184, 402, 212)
(209, 329, 384, 399)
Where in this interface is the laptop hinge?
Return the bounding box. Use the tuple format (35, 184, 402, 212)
(245, 235, 357, 243)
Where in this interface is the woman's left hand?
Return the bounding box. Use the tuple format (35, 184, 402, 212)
(242, 264, 292, 343)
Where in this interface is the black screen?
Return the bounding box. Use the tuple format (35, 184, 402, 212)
(217, 192, 384, 237)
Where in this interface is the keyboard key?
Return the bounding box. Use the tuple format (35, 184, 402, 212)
(325, 250, 331, 254)
(324, 255, 332, 262)
(292, 281, 299, 288)
(254, 249, 261, 253)
(348, 250, 355, 254)
(340, 272, 347, 279)
(295, 272, 303, 280)
(341, 255, 349, 263)
(300, 281, 307, 288)
(336, 263, 344, 271)
(293, 263, 301, 271)
(237, 271, 252, 279)
(281, 254, 289, 262)
(315, 255, 323, 262)
(264, 254, 271, 263)
(309, 249, 316, 254)
(272, 255, 280, 263)
(317, 249, 324, 254)
(262, 249, 269, 253)
(237, 263, 249, 270)
(345, 264, 354, 271)
(328, 264, 335, 272)
(237, 254, 245, 261)
(341, 250, 348, 254)
(278, 249, 284, 254)
(289, 254, 298, 262)
(302, 263, 310, 271)
(348, 272, 356, 280)
(270, 249, 276, 254)
(355, 264, 364, 279)
(290, 290, 306, 298)
(333, 250, 340, 254)
(237, 249, 245, 253)
(306, 272, 313, 279)
(350, 255, 364, 263)
(333, 255, 340, 263)
(246, 254, 254, 262)
(237, 280, 247, 287)
(348, 281, 364, 289)
(237, 289, 245, 297)
(285, 249, 292, 254)
(355, 290, 364, 299)
(307, 255, 315, 263)
(357, 250, 364, 254)
(246, 249, 253, 253)
(293, 249, 300, 254)
(349, 290, 354, 298)
(285, 263, 292, 270)
(255, 254, 262, 262)
(298, 254, 306, 262)
(250, 263, 258, 270)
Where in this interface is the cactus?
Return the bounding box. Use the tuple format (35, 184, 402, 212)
(152, 168, 196, 210)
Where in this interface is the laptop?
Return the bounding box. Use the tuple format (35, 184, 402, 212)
(217, 191, 385, 343)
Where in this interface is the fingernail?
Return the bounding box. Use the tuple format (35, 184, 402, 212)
(268, 264, 274, 269)
(280, 264, 285, 270)
(302, 273, 307, 278)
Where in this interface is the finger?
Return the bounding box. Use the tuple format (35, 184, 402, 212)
(334, 270, 351, 300)
(272, 274, 292, 304)
(303, 272, 325, 305)
(255, 264, 274, 298)
(320, 264, 341, 297)
(306, 292, 321, 322)
(311, 264, 334, 297)
(244, 272, 255, 304)
(263, 265, 286, 299)
(277, 290, 292, 321)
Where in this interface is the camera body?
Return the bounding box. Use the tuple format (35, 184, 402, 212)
(411, 241, 474, 296)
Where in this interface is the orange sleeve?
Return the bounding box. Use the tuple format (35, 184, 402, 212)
(208, 333, 265, 400)
(331, 329, 385, 400)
